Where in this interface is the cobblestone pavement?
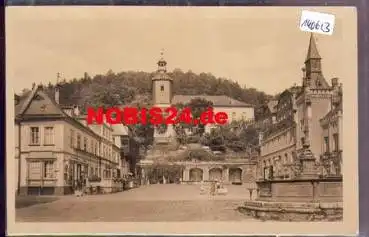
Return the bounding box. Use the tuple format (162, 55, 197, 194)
(16, 184, 258, 222)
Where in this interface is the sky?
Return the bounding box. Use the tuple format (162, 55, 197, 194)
(6, 6, 357, 95)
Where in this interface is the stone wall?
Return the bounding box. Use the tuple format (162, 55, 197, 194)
(239, 200, 343, 221)
(257, 178, 342, 202)
(240, 177, 343, 221)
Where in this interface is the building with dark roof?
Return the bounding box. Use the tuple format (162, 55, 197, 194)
(257, 34, 343, 182)
(15, 84, 125, 195)
(150, 50, 255, 141)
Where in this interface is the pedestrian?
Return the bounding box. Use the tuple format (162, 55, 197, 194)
(210, 180, 216, 196)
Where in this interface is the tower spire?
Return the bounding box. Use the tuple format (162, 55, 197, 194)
(305, 33, 321, 62)
(303, 33, 329, 89)
(157, 49, 167, 72)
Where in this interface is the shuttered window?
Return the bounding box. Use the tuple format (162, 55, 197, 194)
(44, 161, 55, 178)
(28, 161, 42, 179)
(27, 160, 55, 179)
(30, 127, 40, 145)
(44, 127, 54, 145)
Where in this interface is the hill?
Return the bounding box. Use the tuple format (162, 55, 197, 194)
(22, 69, 272, 111)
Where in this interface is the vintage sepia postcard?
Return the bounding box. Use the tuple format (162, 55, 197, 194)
(6, 6, 358, 235)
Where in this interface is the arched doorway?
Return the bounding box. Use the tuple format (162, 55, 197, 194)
(189, 168, 203, 182)
(209, 168, 223, 181)
(229, 168, 242, 184)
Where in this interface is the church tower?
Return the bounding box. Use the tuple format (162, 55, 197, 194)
(296, 33, 333, 166)
(151, 50, 177, 148)
(302, 33, 329, 89)
(152, 50, 173, 108)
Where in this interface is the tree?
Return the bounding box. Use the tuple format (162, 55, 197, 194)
(40, 69, 271, 112)
(184, 97, 213, 136)
(129, 103, 154, 152)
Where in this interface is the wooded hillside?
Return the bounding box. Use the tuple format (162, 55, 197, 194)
(23, 69, 272, 111)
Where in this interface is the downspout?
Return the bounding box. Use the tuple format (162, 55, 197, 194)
(17, 120, 21, 195)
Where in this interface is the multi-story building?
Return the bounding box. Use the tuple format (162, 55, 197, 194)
(112, 124, 141, 178)
(151, 52, 255, 143)
(15, 84, 121, 195)
(257, 34, 343, 181)
(319, 78, 343, 177)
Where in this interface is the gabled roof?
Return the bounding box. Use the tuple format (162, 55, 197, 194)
(310, 74, 330, 89)
(15, 85, 67, 118)
(171, 95, 253, 108)
(14, 85, 102, 139)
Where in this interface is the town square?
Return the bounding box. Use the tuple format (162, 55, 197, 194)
(7, 7, 355, 226)
(14, 32, 343, 222)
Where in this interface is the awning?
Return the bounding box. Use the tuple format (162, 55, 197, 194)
(27, 151, 56, 159)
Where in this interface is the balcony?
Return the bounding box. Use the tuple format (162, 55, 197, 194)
(320, 150, 342, 177)
(321, 150, 342, 162)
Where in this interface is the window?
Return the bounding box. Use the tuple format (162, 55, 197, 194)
(324, 136, 330, 153)
(70, 129, 75, 147)
(27, 161, 42, 179)
(95, 142, 98, 155)
(30, 127, 40, 145)
(43, 161, 55, 178)
(84, 137, 88, 151)
(333, 133, 339, 151)
(301, 137, 305, 146)
(284, 154, 288, 164)
(160, 85, 164, 91)
(44, 127, 54, 145)
(90, 140, 94, 153)
(77, 134, 81, 149)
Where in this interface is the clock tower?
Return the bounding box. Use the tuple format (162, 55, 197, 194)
(151, 50, 177, 147)
(152, 50, 173, 108)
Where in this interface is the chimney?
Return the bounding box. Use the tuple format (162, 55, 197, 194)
(55, 85, 60, 104)
(55, 72, 61, 104)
